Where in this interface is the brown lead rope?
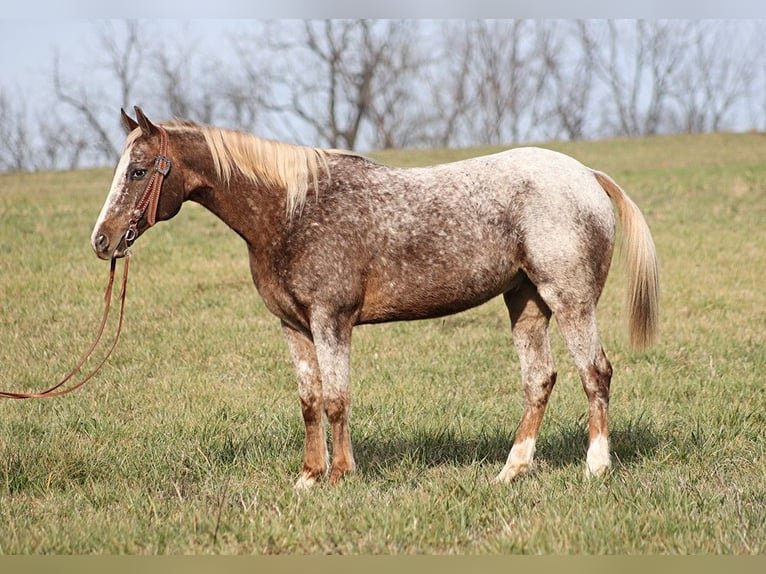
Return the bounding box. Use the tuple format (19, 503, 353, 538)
(0, 255, 130, 399)
(2, 125, 169, 399)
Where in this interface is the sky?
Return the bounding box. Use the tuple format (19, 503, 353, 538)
(2, 5, 766, 159)
(1, 20, 93, 95)
(2, 0, 765, 90)
(3, 3, 766, 103)
(0, 20, 241, 97)
(4, 0, 765, 19)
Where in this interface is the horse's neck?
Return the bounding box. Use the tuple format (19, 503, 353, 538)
(191, 173, 287, 249)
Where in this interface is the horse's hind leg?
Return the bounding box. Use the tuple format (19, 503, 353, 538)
(495, 281, 556, 483)
(282, 321, 328, 490)
(540, 290, 613, 478)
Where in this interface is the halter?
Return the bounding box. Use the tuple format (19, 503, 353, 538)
(125, 125, 171, 246)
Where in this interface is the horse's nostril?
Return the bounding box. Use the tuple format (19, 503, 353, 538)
(95, 234, 109, 252)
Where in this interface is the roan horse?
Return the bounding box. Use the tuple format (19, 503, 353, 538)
(92, 107, 659, 488)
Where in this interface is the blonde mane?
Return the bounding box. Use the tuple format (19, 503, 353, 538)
(169, 122, 333, 218)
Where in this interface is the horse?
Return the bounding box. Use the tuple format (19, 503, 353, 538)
(92, 107, 659, 488)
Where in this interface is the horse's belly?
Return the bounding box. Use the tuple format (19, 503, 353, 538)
(358, 258, 523, 324)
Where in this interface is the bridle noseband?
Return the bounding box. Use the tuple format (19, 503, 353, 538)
(125, 125, 171, 246)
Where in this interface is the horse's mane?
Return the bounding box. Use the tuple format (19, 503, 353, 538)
(164, 120, 344, 217)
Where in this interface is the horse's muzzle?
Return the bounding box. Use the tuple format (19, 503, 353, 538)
(92, 231, 129, 260)
(93, 233, 109, 255)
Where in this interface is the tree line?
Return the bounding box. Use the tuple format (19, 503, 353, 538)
(1, 19, 763, 172)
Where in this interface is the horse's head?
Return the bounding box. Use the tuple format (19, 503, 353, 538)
(91, 107, 185, 260)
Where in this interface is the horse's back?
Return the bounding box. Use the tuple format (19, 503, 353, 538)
(460, 146, 613, 208)
(350, 147, 616, 323)
(420, 147, 615, 297)
(407, 146, 617, 269)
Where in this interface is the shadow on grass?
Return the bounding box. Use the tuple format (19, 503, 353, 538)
(353, 425, 512, 479)
(352, 414, 662, 479)
(535, 414, 663, 470)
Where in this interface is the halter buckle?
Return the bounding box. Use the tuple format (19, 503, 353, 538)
(154, 155, 171, 176)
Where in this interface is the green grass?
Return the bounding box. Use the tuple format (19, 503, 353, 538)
(0, 133, 764, 553)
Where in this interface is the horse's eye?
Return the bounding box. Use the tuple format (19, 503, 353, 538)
(130, 168, 147, 180)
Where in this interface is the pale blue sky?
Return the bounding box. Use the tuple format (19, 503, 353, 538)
(1, 20, 92, 94)
(3, 4, 766, 99)
(2, 8, 765, 158)
(3, 0, 765, 19)
(0, 20, 242, 96)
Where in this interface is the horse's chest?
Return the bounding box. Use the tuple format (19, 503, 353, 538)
(248, 250, 312, 330)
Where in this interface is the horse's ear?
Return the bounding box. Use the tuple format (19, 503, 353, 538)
(134, 106, 159, 137)
(120, 108, 139, 134)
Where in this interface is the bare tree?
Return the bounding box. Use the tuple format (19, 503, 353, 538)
(670, 21, 757, 133)
(300, 19, 376, 149)
(420, 21, 476, 148)
(5, 18, 766, 175)
(215, 21, 287, 134)
(588, 20, 694, 137)
(35, 112, 88, 171)
(97, 20, 147, 111)
(363, 22, 433, 149)
(153, 39, 218, 124)
(429, 20, 545, 147)
(0, 90, 34, 171)
(52, 20, 152, 164)
(479, 20, 535, 144)
(532, 20, 598, 141)
(251, 20, 429, 150)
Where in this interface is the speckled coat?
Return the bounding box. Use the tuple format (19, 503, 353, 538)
(93, 109, 659, 487)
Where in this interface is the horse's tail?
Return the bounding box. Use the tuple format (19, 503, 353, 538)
(592, 170, 659, 350)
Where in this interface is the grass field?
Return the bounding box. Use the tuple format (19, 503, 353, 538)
(0, 133, 764, 554)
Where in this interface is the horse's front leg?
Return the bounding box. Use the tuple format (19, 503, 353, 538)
(281, 321, 328, 490)
(310, 311, 356, 484)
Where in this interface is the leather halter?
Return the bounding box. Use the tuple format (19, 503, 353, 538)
(125, 125, 171, 246)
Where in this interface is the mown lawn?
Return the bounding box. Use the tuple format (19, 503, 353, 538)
(0, 133, 764, 553)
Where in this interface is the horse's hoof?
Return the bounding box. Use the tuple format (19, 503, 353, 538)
(329, 468, 349, 485)
(294, 472, 318, 491)
(493, 463, 529, 484)
(585, 435, 612, 478)
(585, 461, 612, 479)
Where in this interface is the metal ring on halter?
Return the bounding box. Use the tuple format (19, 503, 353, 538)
(125, 226, 137, 246)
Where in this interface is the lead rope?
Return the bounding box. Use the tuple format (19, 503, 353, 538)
(0, 255, 130, 399)
(2, 125, 168, 399)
